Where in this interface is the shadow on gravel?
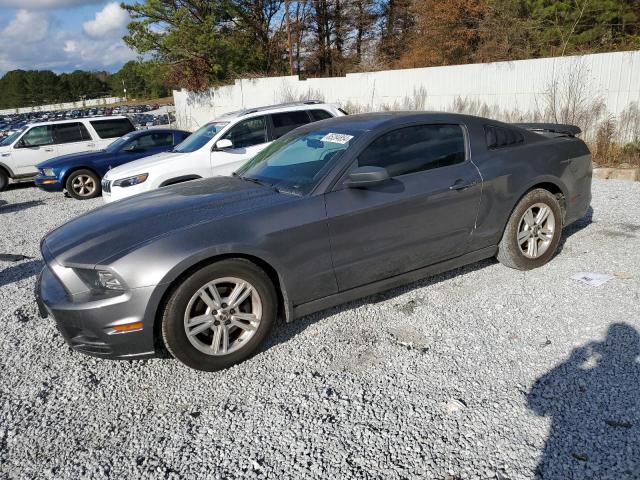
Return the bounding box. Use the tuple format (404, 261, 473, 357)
(528, 323, 640, 479)
(262, 258, 496, 353)
(0, 259, 43, 288)
(556, 206, 594, 254)
(4, 181, 36, 191)
(0, 199, 44, 214)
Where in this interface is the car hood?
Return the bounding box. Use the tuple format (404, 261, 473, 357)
(104, 151, 185, 179)
(38, 150, 113, 169)
(42, 176, 296, 266)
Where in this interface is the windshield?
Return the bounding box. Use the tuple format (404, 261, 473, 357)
(105, 132, 136, 153)
(237, 127, 360, 195)
(0, 126, 27, 147)
(172, 122, 228, 153)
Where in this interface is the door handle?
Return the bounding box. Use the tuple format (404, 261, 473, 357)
(86, 143, 96, 148)
(44, 148, 54, 152)
(449, 180, 477, 191)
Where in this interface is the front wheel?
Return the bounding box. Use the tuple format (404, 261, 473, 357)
(161, 259, 277, 371)
(497, 188, 563, 270)
(0, 170, 8, 191)
(66, 169, 101, 200)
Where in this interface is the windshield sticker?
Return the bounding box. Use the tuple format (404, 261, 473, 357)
(321, 133, 354, 144)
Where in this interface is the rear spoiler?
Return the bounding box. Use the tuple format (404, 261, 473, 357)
(513, 123, 581, 136)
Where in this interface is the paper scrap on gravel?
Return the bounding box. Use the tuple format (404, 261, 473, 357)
(571, 272, 614, 287)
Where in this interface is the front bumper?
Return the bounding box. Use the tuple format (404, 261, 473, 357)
(36, 265, 157, 360)
(34, 175, 63, 192)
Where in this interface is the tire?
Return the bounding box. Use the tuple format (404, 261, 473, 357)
(496, 188, 563, 270)
(0, 170, 8, 192)
(65, 169, 101, 200)
(161, 259, 277, 371)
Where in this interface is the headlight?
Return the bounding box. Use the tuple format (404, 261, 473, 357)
(113, 173, 148, 188)
(42, 168, 55, 177)
(75, 269, 126, 291)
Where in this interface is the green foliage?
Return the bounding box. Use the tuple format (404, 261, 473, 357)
(108, 61, 170, 98)
(622, 139, 640, 153)
(121, 0, 287, 90)
(0, 61, 169, 109)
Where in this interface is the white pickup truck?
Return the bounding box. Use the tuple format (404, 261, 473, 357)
(0, 116, 135, 191)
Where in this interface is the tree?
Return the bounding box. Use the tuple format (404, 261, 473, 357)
(121, 0, 288, 90)
(378, 0, 414, 66)
(347, 0, 379, 65)
(397, 0, 487, 68)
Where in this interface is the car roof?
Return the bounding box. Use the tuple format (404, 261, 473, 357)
(25, 115, 131, 128)
(213, 101, 334, 122)
(296, 111, 493, 132)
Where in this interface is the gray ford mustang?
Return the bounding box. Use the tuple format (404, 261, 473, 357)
(36, 112, 592, 371)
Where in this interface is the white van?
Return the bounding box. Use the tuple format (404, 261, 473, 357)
(0, 116, 135, 191)
(102, 101, 345, 202)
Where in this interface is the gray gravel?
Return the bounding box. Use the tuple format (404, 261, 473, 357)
(1, 180, 639, 480)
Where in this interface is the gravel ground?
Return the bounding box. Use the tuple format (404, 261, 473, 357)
(0, 180, 639, 480)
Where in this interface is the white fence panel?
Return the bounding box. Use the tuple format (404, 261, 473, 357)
(0, 97, 125, 115)
(174, 50, 640, 141)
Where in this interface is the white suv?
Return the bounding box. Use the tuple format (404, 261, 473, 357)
(0, 116, 135, 191)
(101, 102, 345, 202)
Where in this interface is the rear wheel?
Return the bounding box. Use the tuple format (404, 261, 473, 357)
(161, 259, 277, 371)
(497, 188, 563, 270)
(66, 169, 101, 200)
(0, 170, 8, 191)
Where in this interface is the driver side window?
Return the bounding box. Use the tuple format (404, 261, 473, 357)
(129, 132, 173, 149)
(358, 124, 466, 177)
(223, 116, 267, 149)
(18, 125, 54, 148)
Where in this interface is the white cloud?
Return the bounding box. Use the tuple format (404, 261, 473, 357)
(83, 2, 129, 39)
(0, 0, 104, 8)
(0, 6, 136, 75)
(1, 10, 50, 43)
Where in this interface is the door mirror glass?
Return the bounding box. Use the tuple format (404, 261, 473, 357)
(215, 138, 233, 150)
(346, 166, 390, 188)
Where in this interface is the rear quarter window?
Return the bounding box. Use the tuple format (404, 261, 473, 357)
(485, 125, 524, 149)
(90, 118, 135, 139)
(308, 109, 333, 121)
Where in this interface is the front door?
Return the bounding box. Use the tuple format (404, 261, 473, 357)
(211, 115, 271, 175)
(325, 123, 482, 291)
(12, 125, 58, 175)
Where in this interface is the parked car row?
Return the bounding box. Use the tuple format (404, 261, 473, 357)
(0, 116, 136, 191)
(0, 103, 169, 139)
(0, 101, 345, 197)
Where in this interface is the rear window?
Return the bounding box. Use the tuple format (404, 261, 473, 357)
(270, 111, 311, 139)
(90, 118, 135, 139)
(308, 109, 333, 121)
(54, 122, 91, 143)
(485, 125, 524, 149)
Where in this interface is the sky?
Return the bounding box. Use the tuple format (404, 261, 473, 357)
(0, 0, 137, 76)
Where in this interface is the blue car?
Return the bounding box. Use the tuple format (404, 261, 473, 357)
(35, 128, 190, 200)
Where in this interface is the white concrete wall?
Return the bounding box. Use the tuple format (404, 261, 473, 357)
(173, 50, 640, 142)
(0, 97, 125, 115)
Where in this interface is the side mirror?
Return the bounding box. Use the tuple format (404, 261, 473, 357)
(345, 166, 390, 188)
(214, 138, 233, 151)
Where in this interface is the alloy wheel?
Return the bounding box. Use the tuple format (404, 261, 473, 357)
(183, 277, 262, 356)
(71, 175, 96, 197)
(517, 202, 556, 258)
